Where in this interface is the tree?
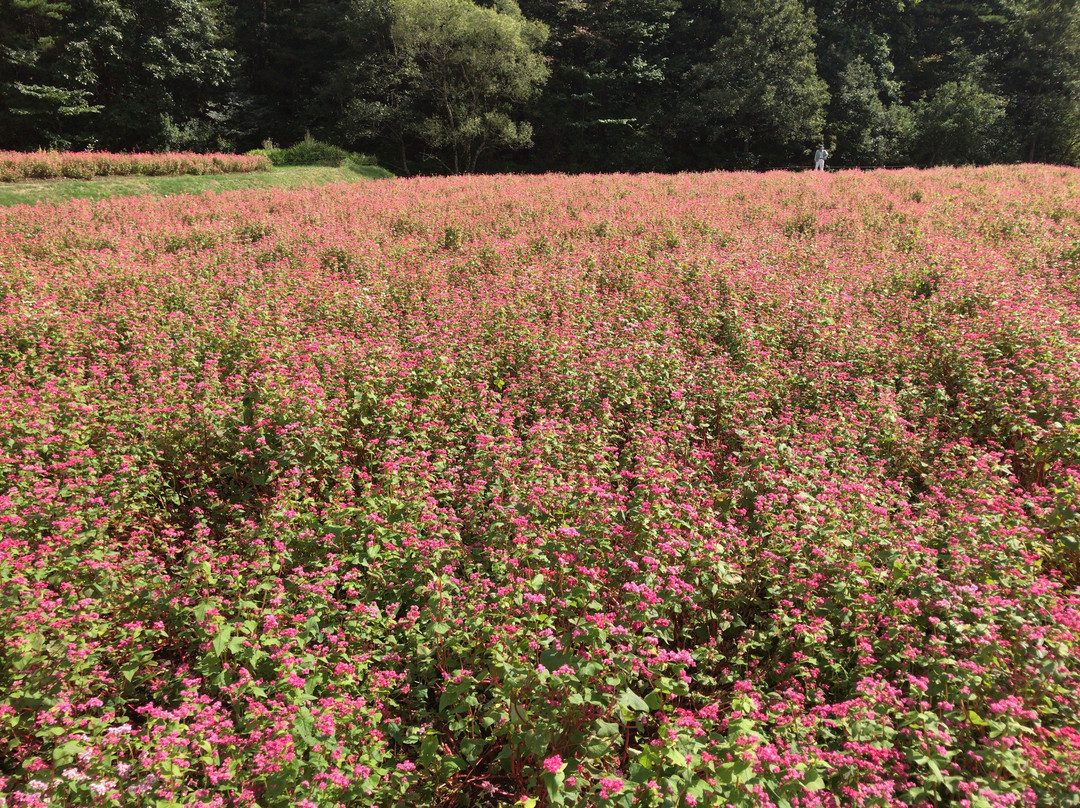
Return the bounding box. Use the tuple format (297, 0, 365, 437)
(911, 65, 1008, 164)
(675, 0, 829, 168)
(1000, 0, 1080, 162)
(91, 0, 232, 150)
(335, 0, 423, 172)
(899, 0, 1012, 101)
(1, 0, 232, 150)
(810, 0, 909, 89)
(517, 0, 680, 172)
(0, 0, 98, 148)
(385, 0, 549, 173)
(831, 55, 913, 165)
(226, 0, 363, 150)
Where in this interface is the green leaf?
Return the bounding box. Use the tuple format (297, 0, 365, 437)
(595, 719, 620, 738)
(510, 701, 528, 724)
(418, 733, 440, 764)
(715, 759, 753, 785)
(53, 740, 83, 762)
(618, 688, 650, 712)
(544, 770, 566, 804)
(802, 767, 825, 790)
(440, 756, 465, 776)
(666, 748, 687, 767)
(579, 661, 604, 677)
(460, 738, 485, 763)
(583, 739, 612, 757)
(212, 626, 232, 657)
(927, 758, 944, 782)
(438, 688, 462, 712)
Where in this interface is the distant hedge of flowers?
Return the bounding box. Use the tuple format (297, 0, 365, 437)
(1, 167, 1080, 808)
(0, 151, 272, 182)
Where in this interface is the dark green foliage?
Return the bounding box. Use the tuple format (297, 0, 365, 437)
(831, 56, 913, 166)
(383, 0, 549, 174)
(73, 0, 233, 150)
(0, 0, 98, 148)
(517, 0, 681, 172)
(0, 0, 232, 150)
(673, 0, 828, 169)
(910, 66, 1009, 165)
(226, 0, 361, 150)
(252, 136, 377, 167)
(999, 0, 1080, 163)
(2, 0, 1079, 167)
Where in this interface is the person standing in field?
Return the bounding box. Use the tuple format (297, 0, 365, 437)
(814, 145, 829, 171)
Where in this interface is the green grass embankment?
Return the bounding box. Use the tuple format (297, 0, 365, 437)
(0, 164, 393, 206)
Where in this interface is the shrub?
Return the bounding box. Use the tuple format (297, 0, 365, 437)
(251, 136, 378, 168)
(0, 151, 271, 182)
(60, 156, 97, 179)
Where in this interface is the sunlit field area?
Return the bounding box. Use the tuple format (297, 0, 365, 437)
(0, 166, 392, 208)
(2, 167, 1079, 807)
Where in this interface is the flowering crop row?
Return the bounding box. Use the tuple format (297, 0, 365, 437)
(1, 167, 1079, 808)
(0, 152, 271, 182)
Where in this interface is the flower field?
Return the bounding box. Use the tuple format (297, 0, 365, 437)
(2, 166, 1080, 807)
(0, 152, 271, 183)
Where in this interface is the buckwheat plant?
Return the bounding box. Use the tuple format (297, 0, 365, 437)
(1, 166, 1079, 807)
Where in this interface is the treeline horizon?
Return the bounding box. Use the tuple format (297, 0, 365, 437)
(2, 0, 1078, 174)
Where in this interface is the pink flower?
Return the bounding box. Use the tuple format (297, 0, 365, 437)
(89, 779, 117, 795)
(542, 755, 563, 774)
(599, 777, 624, 799)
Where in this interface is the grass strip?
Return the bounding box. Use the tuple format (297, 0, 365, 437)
(0, 164, 392, 206)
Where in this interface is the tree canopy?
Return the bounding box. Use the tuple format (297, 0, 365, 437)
(386, 0, 548, 173)
(2, 0, 1079, 171)
(674, 0, 828, 169)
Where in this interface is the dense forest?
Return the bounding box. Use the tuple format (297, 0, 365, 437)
(2, 0, 1078, 172)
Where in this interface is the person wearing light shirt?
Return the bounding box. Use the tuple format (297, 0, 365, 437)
(814, 145, 829, 170)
